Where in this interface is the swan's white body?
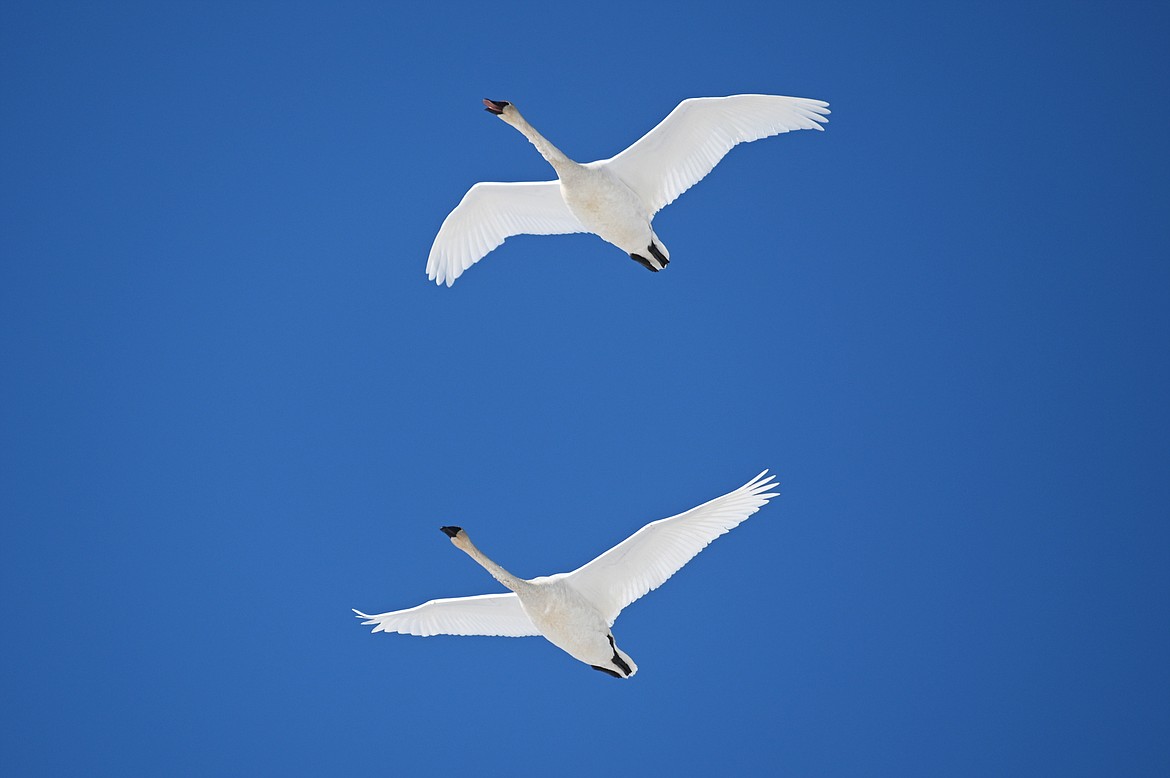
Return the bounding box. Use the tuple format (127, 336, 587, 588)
(354, 471, 778, 678)
(426, 95, 830, 286)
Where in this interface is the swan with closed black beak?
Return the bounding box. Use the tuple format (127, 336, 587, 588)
(426, 95, 829, 285)
(354, 471, 778, 678)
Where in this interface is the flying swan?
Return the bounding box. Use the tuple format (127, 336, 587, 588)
(425, 94, 829, 286)
(353, 470, 778, 678)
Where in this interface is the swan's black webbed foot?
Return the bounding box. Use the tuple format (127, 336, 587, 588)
(629, 253, 658, 272)
(648, 242, 669, 268)
(606, 634, 633, 676)
(591, 665, 622, 678)
(611, 654, 632, 677)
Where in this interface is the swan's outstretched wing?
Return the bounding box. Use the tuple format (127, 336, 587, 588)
(602, 95, 829, 216)
(425, 180, 587, 287)
(353, 592, 540, 637)
(563, 471, 779, 626)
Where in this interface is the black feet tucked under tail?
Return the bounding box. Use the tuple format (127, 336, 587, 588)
(629, 253, 658, 272)
(591, 665, 622, 678)
(648, 242, 669, 268)
(611, 653, 633, 677)
(607, 634, 633, 677)
(630, 242, 668, 273)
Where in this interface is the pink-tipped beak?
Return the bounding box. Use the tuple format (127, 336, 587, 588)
(483, 99, 509, 115)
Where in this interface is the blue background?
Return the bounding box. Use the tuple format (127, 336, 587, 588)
(2, 1, 1168, 774)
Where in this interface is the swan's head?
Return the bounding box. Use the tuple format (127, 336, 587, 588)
(482, 99, 511, 116)
(441, 525, 472, 550)
(483, 100, 528, 131)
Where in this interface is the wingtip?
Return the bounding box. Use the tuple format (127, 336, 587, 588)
(353, 609, 385, 631)
(425, 263, 459, 287)
(425, 255, 458, 287)
(747, 469, 780, 498)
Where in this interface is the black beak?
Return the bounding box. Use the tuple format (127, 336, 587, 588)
(440, 526, 462, 538)
(483, 99, 509, 115)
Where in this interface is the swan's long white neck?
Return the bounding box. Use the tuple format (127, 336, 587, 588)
(503, 109, 576, 177)
(455, 532, 529, 592)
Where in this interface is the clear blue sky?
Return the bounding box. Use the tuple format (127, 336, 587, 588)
(2, 1, 1168, 775)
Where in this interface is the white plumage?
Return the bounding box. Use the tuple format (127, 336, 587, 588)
(426, 95, 829, 286)
(354, 470, 779, 678)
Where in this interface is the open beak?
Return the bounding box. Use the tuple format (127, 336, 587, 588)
(483, 99, 509, 115)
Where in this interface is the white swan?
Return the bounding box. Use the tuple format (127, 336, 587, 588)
(353, 471, 778, 678)
(425, 95, 829, 286)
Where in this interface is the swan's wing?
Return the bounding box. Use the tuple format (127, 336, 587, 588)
(352, 592, 540, 637)
(563, 471, 779, 626)
(425, 180, 587, 287)
(601, 95, 829, 216)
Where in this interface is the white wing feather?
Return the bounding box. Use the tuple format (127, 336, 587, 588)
(602, 95, 830, 215)
(352, 592, 540, 637)
(563, 471, 779, 626)
(425, 181, 587, 287)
